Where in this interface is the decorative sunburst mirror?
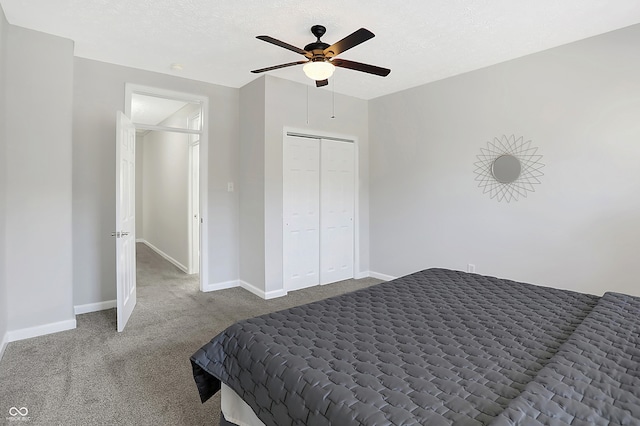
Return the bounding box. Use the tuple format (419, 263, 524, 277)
(474, 135, 544, 202)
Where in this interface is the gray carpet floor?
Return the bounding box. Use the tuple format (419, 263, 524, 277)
(0, 243, 381, 425)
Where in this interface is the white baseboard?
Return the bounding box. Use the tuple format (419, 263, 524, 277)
(203, 280, 286, 300)
(6, 318, 77, 343)
(368, 271, 398, 281)
(139, 239, 188, 273)
(0, 332, 8, 361)
(202, 280, 239, 292)
(239, 280, 287, 300)
(74, 300, 116, 315)
(264, 288, 287, 299)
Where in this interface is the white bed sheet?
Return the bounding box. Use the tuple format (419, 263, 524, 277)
(221, 383, 266, 426)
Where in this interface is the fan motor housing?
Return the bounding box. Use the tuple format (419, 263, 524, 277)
(304, 42, 330, 52)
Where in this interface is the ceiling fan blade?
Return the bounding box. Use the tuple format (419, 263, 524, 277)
(251, 60, 308, 74)
(316, 79, 329, 87)
(331, 59, 391, 77)
(256, 35, 309, 56)
(323, 28, 374, 58)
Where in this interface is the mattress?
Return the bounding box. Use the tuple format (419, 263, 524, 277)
(191, 268, 640, 425)
(222, 383, 264, 426)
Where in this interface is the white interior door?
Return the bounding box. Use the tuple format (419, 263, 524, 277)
(320, 140, 355, 284)
(115, 111, 137, 332)
(283, 136, 320, 291)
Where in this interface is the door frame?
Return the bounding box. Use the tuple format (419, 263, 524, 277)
(282, 127, 361, 285)
(125, 84, 210, 291)
(188, 135, 200, 275)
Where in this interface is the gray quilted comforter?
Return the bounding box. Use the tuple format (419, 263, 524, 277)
(190, 269, 640, 425)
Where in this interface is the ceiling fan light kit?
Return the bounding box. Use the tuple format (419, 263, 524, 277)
(303, 61, 335, 81)
(252, 25, 390, 86)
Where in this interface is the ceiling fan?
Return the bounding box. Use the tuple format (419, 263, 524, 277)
(251, 25, 391, 87)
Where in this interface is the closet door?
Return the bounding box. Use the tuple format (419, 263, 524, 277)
(320, 140, 355, 285)
(283, 136, 321, 291)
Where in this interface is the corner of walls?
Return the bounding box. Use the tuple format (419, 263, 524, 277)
(240, 279, 286, 300)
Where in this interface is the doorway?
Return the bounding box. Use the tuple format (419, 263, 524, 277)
(125, 84, 209, 290)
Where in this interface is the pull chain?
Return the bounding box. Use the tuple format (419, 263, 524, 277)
(331, 73, 336, 119)
(306, 85, 309, 125)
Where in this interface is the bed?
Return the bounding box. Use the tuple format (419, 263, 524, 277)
(190, 268, 640, 425)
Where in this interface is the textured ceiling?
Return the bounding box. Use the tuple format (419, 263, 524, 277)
(2, 1, 640, 100)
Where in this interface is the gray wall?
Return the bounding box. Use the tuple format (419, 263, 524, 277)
(139, 128, 190, 269)
(73, 58, 239, 306)
(263, 75, 370, 294)
(0, 6, 8, 348)
(4, 25, 75, 330)
(239, 77, 266, 289)
(135, 136, 144, 235)
(369, 24, 640, 297)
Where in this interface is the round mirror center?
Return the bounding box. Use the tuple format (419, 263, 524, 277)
(492, 155, 521, 183)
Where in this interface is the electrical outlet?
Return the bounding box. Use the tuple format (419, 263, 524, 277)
(467, 264, 476, 273)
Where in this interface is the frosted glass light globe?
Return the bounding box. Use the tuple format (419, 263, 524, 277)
(303, 61, 335, 80)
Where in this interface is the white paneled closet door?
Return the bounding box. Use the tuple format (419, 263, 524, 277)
(283, 135, 355, 291)
(320, 140, 355, 285)
(283, 136, 321, 291)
